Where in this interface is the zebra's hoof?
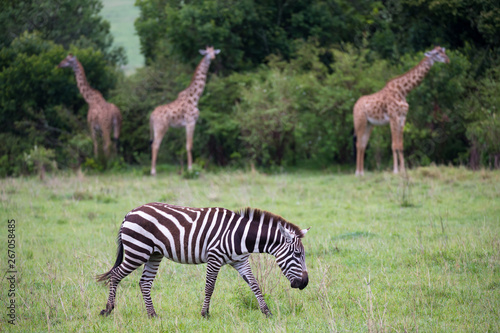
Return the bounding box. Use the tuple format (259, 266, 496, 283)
(201, 310, 210, 318)
(100, 309, 110, 316)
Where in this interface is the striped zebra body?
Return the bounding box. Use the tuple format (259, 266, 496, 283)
(98, 203, 309, 317)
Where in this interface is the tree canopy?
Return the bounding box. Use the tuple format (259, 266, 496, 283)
(135, 0, 499, 72)
(135, 0, 384, 71)
(0, 0, 126, 64)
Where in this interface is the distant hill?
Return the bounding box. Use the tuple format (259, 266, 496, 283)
(101, 0, 144, 75)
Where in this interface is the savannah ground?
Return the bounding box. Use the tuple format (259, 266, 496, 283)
(1, 166, 499, 332)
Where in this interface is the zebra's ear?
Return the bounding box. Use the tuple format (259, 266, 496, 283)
(300, 227, 310, 237)
(278, 223, 293, 243)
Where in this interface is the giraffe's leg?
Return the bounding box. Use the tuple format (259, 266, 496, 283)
(139, 252, 163, 317)
(201, 256, 223, 318)
(112, 113, 122, 154)
(90, 125, 98, 157)
(354, 119, 365, 176)
(356, 144, 364, 176)
(355, 120, 372, 176)
(231, 259, 272, 317)
(185, 122, 196, 171)
(151, 125, 167, 176)
(390, 119, 400, 174)
(360, 125, 373, 176)
(397, 116, 407, 174)
(102, 128, 112, 159)
(100, 251, 148, 316)
(355, 137, 362, 176)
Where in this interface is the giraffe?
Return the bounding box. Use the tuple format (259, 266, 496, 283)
(353, 46, 450, 176)
(150, 46, 220, 176)
(58, 54, 122, 158)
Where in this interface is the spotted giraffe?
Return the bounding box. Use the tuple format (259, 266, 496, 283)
(58, 54, 122, 158)
(150, 46, 220, 175)
(353, 46, 450, 176)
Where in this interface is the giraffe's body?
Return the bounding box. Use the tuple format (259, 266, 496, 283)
(58, 55, 122, 158)
(150, 47, 220, 175)
(353, 46, 449, 175)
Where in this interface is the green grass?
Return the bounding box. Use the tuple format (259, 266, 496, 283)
(101, 0, 144, 75)
(1, 166, 499, 332)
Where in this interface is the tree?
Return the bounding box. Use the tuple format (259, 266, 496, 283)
(0, 0, 126, 65)
(135, 0, 384, 73)
(464, 64, 500, 168)
(370, 0, 500, 61)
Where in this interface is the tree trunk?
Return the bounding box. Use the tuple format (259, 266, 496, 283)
(469, 140, 480, 171)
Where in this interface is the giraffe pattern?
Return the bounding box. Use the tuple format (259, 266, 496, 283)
(58, 54, 122, 158)
(353, 46, 450, 176)
(150, 46, 220, 175)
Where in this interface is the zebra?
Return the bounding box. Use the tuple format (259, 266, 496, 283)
(97, 202, 309, 317)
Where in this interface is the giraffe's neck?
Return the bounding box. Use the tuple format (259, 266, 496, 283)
(387, 57, 434, 96)
(71, 60, 101, 105)
(185, 55, 211, 105)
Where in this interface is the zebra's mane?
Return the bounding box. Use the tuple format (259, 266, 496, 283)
(237, 207, 305, 238)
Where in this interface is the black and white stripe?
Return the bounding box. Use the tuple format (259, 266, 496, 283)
(97, 203, 309, 317)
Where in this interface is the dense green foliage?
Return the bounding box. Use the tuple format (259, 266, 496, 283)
(1, 0, 499, 176)
(135, 0, 382, 70)
(135, 0, 500, 71)
(0, 0, 126, 64)
(368, 0, 500, 60)
(464, 64, 500, 168)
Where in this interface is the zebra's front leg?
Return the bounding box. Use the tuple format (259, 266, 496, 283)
(201, 256, 223, 318)
(231, 259, 272, 317)
(139, 252, 163, 317)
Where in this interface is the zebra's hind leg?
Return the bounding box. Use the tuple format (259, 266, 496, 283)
(231, 259, 272, 317)
(201, 256, 223, 318)
(139, 252, 163, 317)
(100, 259, 145, 316)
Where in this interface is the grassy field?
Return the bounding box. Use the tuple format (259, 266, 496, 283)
(101, 0, 144, 75)
(1, 166, 499, 332)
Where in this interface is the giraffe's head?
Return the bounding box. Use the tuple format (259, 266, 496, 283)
(58, 54, 77, 68)
(425, 46, 450, 64)
(199, 46, 220, 60)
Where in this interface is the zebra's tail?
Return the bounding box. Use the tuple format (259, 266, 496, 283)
(96, 233, 124, 284)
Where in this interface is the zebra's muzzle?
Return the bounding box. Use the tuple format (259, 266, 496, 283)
(291, 271, 309, 290)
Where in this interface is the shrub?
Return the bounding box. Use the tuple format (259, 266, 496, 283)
(23, 145, 57, 180)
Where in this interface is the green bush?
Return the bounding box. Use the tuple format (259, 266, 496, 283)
(23, 145, 57, 179)
(464, 64, 500, 168)
(235, 68, 298, 166)
(233, 41, 392, 168)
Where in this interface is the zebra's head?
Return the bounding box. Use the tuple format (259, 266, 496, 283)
(276, 223, 309, 290)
